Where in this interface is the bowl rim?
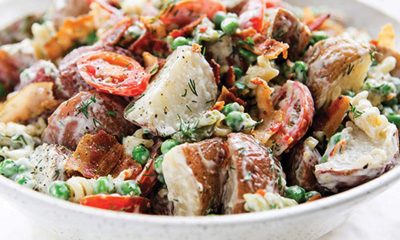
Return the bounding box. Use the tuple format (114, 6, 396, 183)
(1, 164, 400, 226)
(1, 0, 400, 226)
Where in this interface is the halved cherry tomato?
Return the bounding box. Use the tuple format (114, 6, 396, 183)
(77, 51, 150, 97)
(159, 0, 225, 28)
(238, 0, 266, 33)
(136, 158, 158, 196)
(270, 81, 315, 155)
(80, 195, 151, 213)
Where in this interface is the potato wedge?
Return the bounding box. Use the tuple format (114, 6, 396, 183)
(223, 133, 285, 214)
(286, 137, 320, 191)
(125, 46, 217, 137)
(30, 144, 72, 193)
(162, 138, 228, 216)
(266, 8, 311, 59)
(305, 37, 371, 109)
(315, 92, 399, 192)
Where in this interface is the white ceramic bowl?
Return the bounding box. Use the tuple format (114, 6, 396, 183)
(0, 0, 400, 240)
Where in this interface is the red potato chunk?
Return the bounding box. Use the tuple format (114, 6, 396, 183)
(42, 91, 135, 150)
(286, 137, 320, 191)
(266, 8, 311, 59)
(162, 138, 229, 216)
(223, 133, 285, 214)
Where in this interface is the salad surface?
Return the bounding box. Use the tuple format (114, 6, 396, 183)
(0, 0, 399, 216)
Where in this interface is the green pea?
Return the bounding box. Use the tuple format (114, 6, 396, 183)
(292, 61, 308, 82)
(285, 185, 306, 203)
(305, 191, 321, 201)
(132, 144, 150, 165)
(310, 31, 328, 45)
(238, 48, 257, 63)
(119, 180, 141, 196)
(387, 114, 400, 128)
(154, 155, 164, 174)
(0, 159, 19, 178)
(225, 111, 245, 132)
(49, 181, 70, 200)
(161, 139, 180, 154)
(233, 66, 243, 79)
(221, 17, 239, 35)
(171, 37, 190, 50)
(93, 176, 115, 194)
(213, 11, 227, 27)
(15, 174, 32, 186)
(222, 102, 243, 115)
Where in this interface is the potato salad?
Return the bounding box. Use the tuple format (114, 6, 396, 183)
(0, 0, 399, 216)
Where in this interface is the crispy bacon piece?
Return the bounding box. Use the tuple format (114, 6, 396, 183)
(217, 86, 246, 106)
(209, 59, 221, 84)
(253, 39, 289, 59)
(65, 130, 141, 179)
(313, 95, 350, 138)
(169, 16, 204, 38)
(44, 14, 95, 60)
(65, 130, 125, 178)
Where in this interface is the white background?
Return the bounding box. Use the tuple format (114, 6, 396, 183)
(0, 0, 400, 239)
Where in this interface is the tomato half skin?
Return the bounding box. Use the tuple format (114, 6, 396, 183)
(80, 195, 151, 213)
(77, 51, 150, 97)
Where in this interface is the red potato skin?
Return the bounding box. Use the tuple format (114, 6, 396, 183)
(286, 139, 320, 191)
(15, 60, 58, 91)
(268, 8, 311, 59)
(270, 80, 315, 155)
(224, 133, 285, 214)
(181, 138, 229, 214)
(42, 91, 135, 150)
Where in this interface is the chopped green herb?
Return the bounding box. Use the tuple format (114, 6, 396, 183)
(349, 103, 364, 118)
(188, 79, 198, 96)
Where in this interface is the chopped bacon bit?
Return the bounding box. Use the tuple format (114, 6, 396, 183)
(169, 16, 205, 38)
(199, 26, 208, 33)
(209, 59, 221, 84)
(256, 189, 266, 196)
(65, 130, 134, 178)
(370, 40, 379, 47)
(224, 66, 236, 87)
(217, 86, 246, 106)
(254, 39, 289, 59)
(237, 28, 258, 39)
(308, 14, 331, 31)
(212, 101, 225, 111)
